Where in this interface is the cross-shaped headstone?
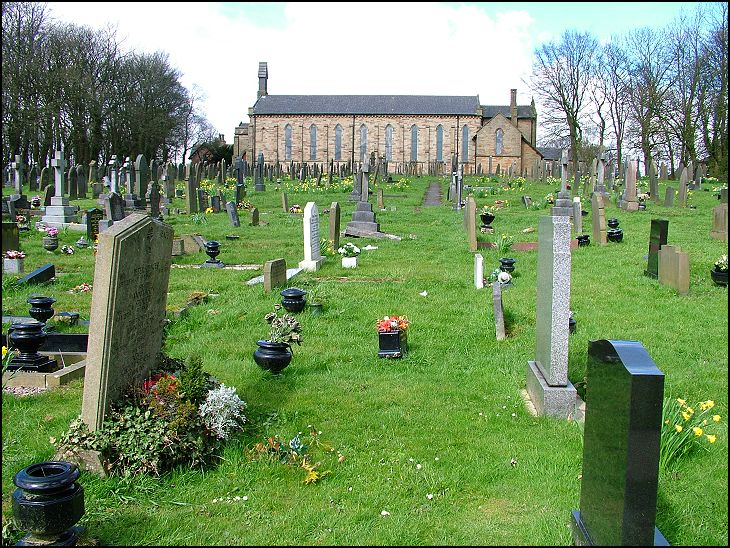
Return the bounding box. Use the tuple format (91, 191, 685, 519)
(560, 150, 569, 193)
(51, 150, 67, 197)
(108, 155, 119, 194)
(11, 155, 25, 193)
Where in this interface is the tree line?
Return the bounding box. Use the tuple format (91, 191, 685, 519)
(530, 3, 727, 183)
(1, 2, 217, 174)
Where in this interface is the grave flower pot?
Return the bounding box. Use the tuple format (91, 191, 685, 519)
(309, 302, 324, 316)
(378, 330, 408, 358)
(12, 461, 84, 545)
(253, 340, 292, 374)
(607, 228, 624, 243)
(479, 213, 495, 227)
(710, 268, 728, 287)
(42, 236, 59, 252)
(7, 322, 58, 372)
(28, 296, 56, 324)
(342, 256, 358, 268)
(499, 257, 516, 273)
(607, 218, 620, 229)
(280, 287, 307, 313)
(202, 240, 224, 267)
(3, 257, 25, 274)
(576, 234, 590, 247)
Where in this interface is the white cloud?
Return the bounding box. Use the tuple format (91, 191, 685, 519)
(45, 2, 538, 138)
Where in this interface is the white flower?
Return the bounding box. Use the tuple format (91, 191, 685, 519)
(419, 291, 428, 297)
(497, 272, 512, 284)
(199, 384, 247, 439)
(416, 463, 422, 470)
(426, 493, 434, 500)
(381, 510, 390, 517)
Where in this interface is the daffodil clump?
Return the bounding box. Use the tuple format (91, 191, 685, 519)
(660, 396, 723, 471)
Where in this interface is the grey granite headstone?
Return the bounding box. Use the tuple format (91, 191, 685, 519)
(226, 201, 240, 227)
(710, 203, 728, 242)
(299, 202, 325, 271)
(571, 340, 667, 546)
(664, 187, 675, 207)
(526, 216, 576, 418)
(677, 167, 688, 207)
(493, 282, 505, 341)
(644, 219, 669, 279)
(263, 258, 287, 293)
(329, 201, 340, 251)
(81, 214, 173, 431)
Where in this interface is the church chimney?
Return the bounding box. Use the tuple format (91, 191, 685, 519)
(258, 62, 268, 99)
(510, 89, 518, 127)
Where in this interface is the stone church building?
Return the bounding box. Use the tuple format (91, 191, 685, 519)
(234, 62, 542, 174)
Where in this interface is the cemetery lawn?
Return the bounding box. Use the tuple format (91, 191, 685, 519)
(2, 177, 727, 546)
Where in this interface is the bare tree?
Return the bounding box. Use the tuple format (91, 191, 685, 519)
(530, 30, 599, 194)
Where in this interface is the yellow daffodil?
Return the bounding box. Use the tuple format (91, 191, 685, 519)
(675, 424, 683, 433)
(705, 400, 715, 409)
(713, 415, 721, 422)
(692, 427, 703, 437)
(2, 345, 7, 358)
(677, 398, 686, 406)
(664, 419, 670, 425)
(703, 419, 708, 426)
(686, 407, 694, 414)
(682, 411, 692, 421)
(706, 434, 717, 444)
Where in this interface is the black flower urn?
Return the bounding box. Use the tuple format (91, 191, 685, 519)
(7, 322, 58, 373)
(607, 228, 624, 243)
(576, 234, 590, 247)
(280, 287, 307, 313)
(12, 461, 85, 546)
(202, 240, 224, 267)
(28, 296, 56, 325)
(479, 212, 495, 230)
(607, 218, 620, 229)
(253, 340, 293, 374)
(499, 257, 516, 273)
(378, 330, 408, 358)
(710, 268, 728, 287)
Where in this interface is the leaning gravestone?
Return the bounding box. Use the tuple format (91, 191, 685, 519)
(16, 263, 55, 286)
(644, 219, 669, 279)
(226, 201, 240, 227)
(571, 339, 667, 546)
(526, 215, 576, 418)
(81, 214, 173, 431)
(299, 202, 325, 271)
(263, 258, 287, 293)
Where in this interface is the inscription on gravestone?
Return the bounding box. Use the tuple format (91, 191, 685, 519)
(81, 214, 173, 431)
(86, 208, 105, 242)
(299, 202, 325, 271)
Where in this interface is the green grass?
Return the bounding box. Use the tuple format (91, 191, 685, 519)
(2, 176, 728, 545)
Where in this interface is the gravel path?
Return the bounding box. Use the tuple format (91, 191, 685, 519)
(422, 182, 442, 206)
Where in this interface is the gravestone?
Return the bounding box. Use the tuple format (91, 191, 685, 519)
(40, 167, 51, 191)
(210, 195, 221, 213)
(86, 208, 105, 242)
(69, 166, 78, 199)
(571, 339, 667, 546)
(329, 201, 340, 251)
(677, 167, 688, 207)
(135, 154, 149, 205)
(81, 213, 173, 431)
(664, 187, 675, 207)
(644, 219, 669, 279)
(146, 181, 162, 219)
(77, 164, 88, 197)
(526, 216, 576, 418)
(710, 203, 728, 241)
(281, 192, 289, 212)
(618, 160, 639, 211)
(99, 192, 125, 233)
(254, 153, 265, 191)
(197, 189, 209, 212)
(226, 201, 240, 227)
(345, 163, 381, 237)
(88, 160, 98, 184)
(43, 185, 54, 207)
(263, 258, 287, 293)
(474, 253, 484, 289)
(493, 282, 505, 341)
(658, 245, 690, 295)
(551, 151, 572, 216)
(466, 196, 477, 252)
(521, 196, 532, 208)
(16, 263, 55, 286)
(11, 155, 25, 193)
(250, 207, 259, 226)
(2, 222, 19, 253)
(649, 161, 659, 204)
(591, 193, 607, 246)
(235, 183, 246, 204)
(659, 162, 667, 181)
(171, 239, 184, 256)
(28, 165, 38, 191)
(720, 188, 728, 204)
(41, 151, 77, 225)
(299, 202, 325, 271)
(377, 188, 384, 210)
(572, 197, 582, 234)
(186, 162, 198, 214)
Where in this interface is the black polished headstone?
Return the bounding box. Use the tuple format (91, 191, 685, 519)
(2, 221, 20, 253)
(644, 219, 669, 279)
(571, 339, 668, 546)
(86, 208, 104, 242)
(16, 264, 55, 286)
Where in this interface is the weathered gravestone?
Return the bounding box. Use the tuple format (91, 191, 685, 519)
(263, 258, 287, 293)
(197, 189, 209, 212)
(86, 208, 104, 242)
(42, 150, 78, 225)
(677, 167, 688, 207)
(299, 202, 325, 271)
(710, 203, 728, 242)
(644, 219, 669, 279)
(146, 181, 162, 218)
(521, 195, 532, 208)
(526, 215, 576, 418)
(493, 282, 505, 341)
(99, 192, 125, 233)
(186, 162, 198, 214)
(571, 339, 668, 546)
(466, 196, 477, 252)
(329, 201, 340, 251)
(618, 160, 639, 211)
(2, 222, 19, 253)
(658, 245, 690, 295)
(474, 253, 484, 289)
(81, 214, 173, 431)
(210, 195, 221, 213)
(250, 207, 259, 226)
(591, 193, 607, 246)
(77, 164, 88, 198)
(663, 187, 675, 207)
(572, 197, 582, 234)
(226, 201, 240, 227)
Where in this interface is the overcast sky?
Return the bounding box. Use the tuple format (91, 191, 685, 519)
(46, 2, 705, 140)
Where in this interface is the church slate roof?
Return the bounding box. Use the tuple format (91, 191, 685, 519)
(253, 95, 481, 116)
(481, 105, 536, 119)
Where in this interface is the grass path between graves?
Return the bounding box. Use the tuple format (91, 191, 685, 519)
(2, 175, 728, 545)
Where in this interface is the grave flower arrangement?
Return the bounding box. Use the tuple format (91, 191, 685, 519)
(659, 397, 722, 472)
(713, 254, 728, 272)
(264, 304, 303, 346)
(289, 204, 303, 214)
(31, 195, 42, 208)
(56, 353, 247, 476)
(61, 245, 75, 255)
(376, 315, 410, 333)
(15, 214, 27, 227)
(45, 226, 59, 238)
(481, 205, 497, 216)
(4, 250, 25, 260)
(337, 242, 361, 258)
